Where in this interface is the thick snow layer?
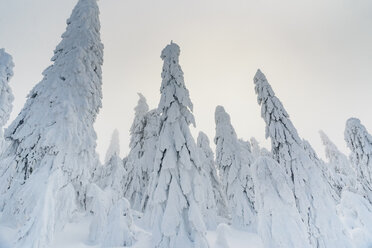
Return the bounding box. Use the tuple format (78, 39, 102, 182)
(0, 217, 265, 248)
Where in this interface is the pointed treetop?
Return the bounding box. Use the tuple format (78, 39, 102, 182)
(197, 131, 210, 147)
(345, 118, 372, 156)
(0, 49, 14, 80)
(158, 42, 194, 126)
(134, 93, 149, 118)
(105, 129, 120, 163)
(0, 49, 14, 128)
(319, 130, 342, 161)
(215, 105, 232, 126)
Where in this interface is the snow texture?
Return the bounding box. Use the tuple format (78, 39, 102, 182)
(345, 118, 372, 204)
(0, 49, 14, 151)
(252, 156, 311, 248)
(197, 131, 226, 228)
(254, 69, 352, 248)
(0, 0, 103, 247)
(144, 42, 209, 248)
(214, 106, 256, 231)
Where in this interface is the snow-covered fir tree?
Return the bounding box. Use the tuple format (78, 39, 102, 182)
(252, 156, 311, 248)
(254, 69, 352, 247)
(0, 0, 103, 247)
(144, 42, 209, 248)
(214, 105, 256, 231)
(139, 108, 160, 211)
(344, 118, 372, 203)
(124, 93, 154, 211)
(197, 131, 226, 228)
(98, 129, 126, 200)
(0, 49, 14, 151)
(320, 130, 355, 197)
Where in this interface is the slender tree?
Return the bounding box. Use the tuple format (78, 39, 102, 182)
(254, 69, 352, 247)
(214, 105, 256, 231)
(0, 0, 103, 247)
(124, 93, 157, 211)
(0, 49, 14, 150)
(145, 42, 209, 248)
(344, 118, 372, 203)
(320, 130, 355, 197)
(197, 131, 226, 228)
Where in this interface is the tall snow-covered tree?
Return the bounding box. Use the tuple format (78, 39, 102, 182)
(0, 49, 14, 150)
(320, 130, 355, 197)
(344, 118, 372, 203)
(145, 42, 209, 248)
(254, 69, 352, 248)
(0, 0, 103, 247)
(104, 129, 120, 164)
(252, 156, 311, 248)
(214, 105, 256, 231)
(124, 93, 153, 211)
(196, 131, 225, 228)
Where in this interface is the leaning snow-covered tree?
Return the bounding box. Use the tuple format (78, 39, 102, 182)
(254, 69, 352, 248)
(144, 42, 209, 248)
(345, 118, 372, 204)
(124, 93, 151, 211)
(0, 49, 14, 151)
(0, 0, 103, 247)
(214, 105, 256, 231)
(319, 130, 355, 197)
(196, 131, 225, 228)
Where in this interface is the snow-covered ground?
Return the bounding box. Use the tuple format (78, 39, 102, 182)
(0, 216, 264, 248)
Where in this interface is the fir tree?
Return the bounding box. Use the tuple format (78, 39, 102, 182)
(214, 105, 256, 231)
(344, 118, 372, 203)
(0, 0, 103, 246)
(0, 49, 14, 150)
(320, 130, 355, 197)
(254, 69, 352, 247)
(145, 42, 209, 248)
(197, 131, 225, 228)
(124, 93, 153, 211)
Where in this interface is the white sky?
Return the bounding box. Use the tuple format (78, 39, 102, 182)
(0, 0, 372, 162)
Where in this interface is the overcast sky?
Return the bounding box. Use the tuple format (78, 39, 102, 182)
(0, 0, 372, 161)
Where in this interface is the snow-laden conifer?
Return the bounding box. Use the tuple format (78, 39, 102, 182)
(254, 69, 352, 247)
(345, 118, 372, 203)
(214, 105, 256, 231)
(0, 49, 14, 150)
(99, 130, 126, 200)
(320, 130, 355, 197)
(0, 0, 103, 246)
(124, 94, 154, 210)
(145, 42, 209, 248)
(197, 131, 226, 228)
(252, 156, 311, 248)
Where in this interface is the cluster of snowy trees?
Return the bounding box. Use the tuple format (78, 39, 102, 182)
(0, 0, 371, 247)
